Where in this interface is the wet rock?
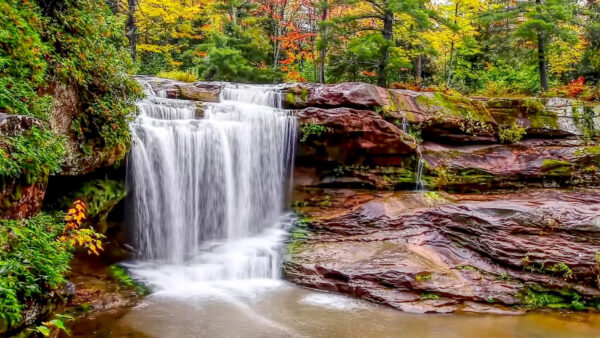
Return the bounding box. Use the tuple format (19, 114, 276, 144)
(296, 107, 417, 167)
(285, 189, 600, 313)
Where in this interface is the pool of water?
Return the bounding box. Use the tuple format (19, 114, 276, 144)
(67, 281, 600, 338)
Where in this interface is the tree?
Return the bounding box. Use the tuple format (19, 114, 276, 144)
(481, 0, 579, 92)
(325, 0, 433, 86)
(580, 0, 600, 81)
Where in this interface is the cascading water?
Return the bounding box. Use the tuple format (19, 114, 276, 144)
(400, 115, 425, 191)
(126, 80, 297, 291)
(415, 145, 426, 191)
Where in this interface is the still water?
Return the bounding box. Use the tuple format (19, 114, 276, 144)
(68, 281, 600, 338)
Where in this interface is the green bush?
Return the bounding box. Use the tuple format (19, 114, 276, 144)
(0, 127, 66, 183)
(0, 213, 71, 327)
(300, 124, 329, 143)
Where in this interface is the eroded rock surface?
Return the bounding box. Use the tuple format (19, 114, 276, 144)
(297, 107, 416, 167)
(285, 188, 600, 313)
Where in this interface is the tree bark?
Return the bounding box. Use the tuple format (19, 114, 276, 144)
(378, 9, 393, 87)
(416, 55, 423, 84)
(126, 0, 137, 61)
(538, 32, 548, 92)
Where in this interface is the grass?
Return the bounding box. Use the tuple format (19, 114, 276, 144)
(156, 70, 198, 82)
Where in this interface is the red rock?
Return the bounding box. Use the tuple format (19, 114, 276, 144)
(285, 188, 600, 313)
(296, 107, 417, 166)
(0, 179, 47, 220)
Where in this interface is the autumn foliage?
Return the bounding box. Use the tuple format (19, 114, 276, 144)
(567, 77, 586, 98)
(59, 199, 105, 256)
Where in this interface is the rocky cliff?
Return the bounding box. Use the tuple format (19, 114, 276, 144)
(142, 77, 600, 313)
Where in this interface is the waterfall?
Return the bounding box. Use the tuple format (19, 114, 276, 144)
(127, 80, 297, 287)
(415, 145, 426, 191)
(401, 115, 425, 191)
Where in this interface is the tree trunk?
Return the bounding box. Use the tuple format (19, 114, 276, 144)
(378, 10, 393, 87)
(446, 41, 455, 88)
(319, 1, 328, 84)
(126, 0, 136, 61)
(415, 55, 423, 84)
(538, 32, 548, 92)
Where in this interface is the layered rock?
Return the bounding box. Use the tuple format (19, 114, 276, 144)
(285, 188, 600, 313)
(283, 82, 391, 109)
(296, 107, 416, 167)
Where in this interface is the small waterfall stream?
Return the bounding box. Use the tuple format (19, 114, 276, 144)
(127, 80, 297, 290)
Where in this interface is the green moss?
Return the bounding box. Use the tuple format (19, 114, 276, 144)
(523, 98, 546, 114)
(455, 265, 479, 271)
(420, 292, 441, 300)
(109, 266, 150, 296)
(415, 271, 432, 281)
(433, 166, 496, 188)
(540, 159, 573, 176)
(522, 288, 595, 310)
(498, 123, 527, 143)
(547, 262, 574, 280)
(57, 179, 126, 228)
(575, 146, 600, 156)
(301, 87, 308, 101)
(287, 217, 312, 255)
(285, 92, 296, 105)
(498, 273, 512, 281)
(572, 106, 597, 140)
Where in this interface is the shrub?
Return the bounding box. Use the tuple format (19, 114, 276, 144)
(0, 200, 104, 329)
(0, 213, 71, 327)
(498, 123, 527, 143)
(0, 127, 66, 183)
(300, 124, 329, 143)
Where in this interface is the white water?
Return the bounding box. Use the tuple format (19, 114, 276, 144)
(127, 80, 297, 293)
(415, 145, 426, 191)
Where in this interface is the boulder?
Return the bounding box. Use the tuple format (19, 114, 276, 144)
(45, 83, 127, 176)
(285, 188, 600, 313)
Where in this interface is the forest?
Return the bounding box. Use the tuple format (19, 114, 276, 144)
(123, 0, 600, 97)
(1, 0, 600, 336)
